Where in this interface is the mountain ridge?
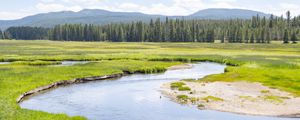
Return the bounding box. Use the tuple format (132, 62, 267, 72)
(0, 8, 271, 29)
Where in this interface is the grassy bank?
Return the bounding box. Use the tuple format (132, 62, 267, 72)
(0, 60, 180, 120)
(0, 40, 300, 119)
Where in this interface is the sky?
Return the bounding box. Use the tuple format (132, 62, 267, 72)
(0, 0, 300, 20)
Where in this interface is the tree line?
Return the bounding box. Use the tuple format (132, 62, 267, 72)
(1, 11, 299, 43)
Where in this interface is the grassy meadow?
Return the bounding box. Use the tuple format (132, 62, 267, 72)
(0, 40, 300, 120)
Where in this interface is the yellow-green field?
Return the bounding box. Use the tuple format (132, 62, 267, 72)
(0, 40, 300, 120)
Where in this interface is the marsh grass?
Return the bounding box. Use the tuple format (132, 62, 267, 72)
(0, 60, 179, 120)
(239, 96, 257, 102)
(170, 82, 191, 91)
(176, 95, 189, 103)
(178, 86, 192, 91)
(0, 40, 300, 119)
(261, 90, 270, 94)
(197, 104, 205, 108)
(202, 96, 224, 102)
(170, 82, 186, 89)
(263, 95, 284, 103)
(11, 61, 62, 66)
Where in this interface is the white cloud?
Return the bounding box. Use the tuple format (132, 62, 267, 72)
(212, 0, 236, 2)
(40, 0, 56, 3)
(0, 12, 32, 20)
(96, 0, 239, 16)
(1, 0, 300, 20)
(279, 3, 300, 16)
(36, 3, 82, 12)
(61, 0, 102, 6)
(251, 2, 300, 17)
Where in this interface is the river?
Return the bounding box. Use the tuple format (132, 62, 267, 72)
(20, 62, 292, 120)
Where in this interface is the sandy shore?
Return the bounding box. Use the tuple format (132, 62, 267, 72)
(161, 81, 300, 117)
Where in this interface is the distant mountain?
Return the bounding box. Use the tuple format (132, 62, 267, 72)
(0, 9, 164, 29)
(0, 8, 271, 29)
(190, 8, 271, 19)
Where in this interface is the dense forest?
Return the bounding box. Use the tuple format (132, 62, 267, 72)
(1, 11, 299, 43)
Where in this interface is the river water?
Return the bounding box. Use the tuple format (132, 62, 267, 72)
(20, 62, 292, 120)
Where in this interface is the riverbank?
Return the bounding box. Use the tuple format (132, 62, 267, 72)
(161, 81, 300, 118)
(17, 63, 189, 103)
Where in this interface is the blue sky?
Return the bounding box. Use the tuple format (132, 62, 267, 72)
(0, 0, 300, 20)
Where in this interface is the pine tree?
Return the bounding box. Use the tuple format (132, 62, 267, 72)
(269, 14, 274, 28)
(5, 14, 300, 44)
(287, 11, 291, 28)
(291, 31, 298, 44)
(283, 29, 289, 44)
(245, 30, 249, 43)
(221, 31, 225, 43)
(0, 30, 3, 39)
(250, 32, 255, 43)
(266, 30, 271, 43)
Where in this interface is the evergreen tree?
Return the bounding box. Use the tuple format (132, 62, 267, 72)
(250, 32, 255, 43)
(283, 29, 289, 44)
(244, 30, 249, 43)
(0, 30, 3, 39)
(291, 31, 298, 44)
(4, 13, 300, 44)
(266, 30, 272, 43)
(287, 11, 291, 28)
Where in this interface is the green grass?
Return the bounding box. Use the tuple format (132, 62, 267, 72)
(0, 40, 300, 119)
(170, 82, 191, 91)
(261, 90, 270, 94)
(170, 82, 186, 89)
(178, 86, 191, 91)
(263, 95, 284, 103)
(197, 104, 205, 108)
(0, 60, 179, 120)
(202, 96, 224, 102)
(176, 95, 189, 100)
(239, 96, 257, 102)
(11, 60, 62, 66)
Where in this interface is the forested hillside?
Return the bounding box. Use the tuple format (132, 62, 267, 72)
(1, 11, 299, 43)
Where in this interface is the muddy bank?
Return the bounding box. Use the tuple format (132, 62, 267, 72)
(161, 81, 300, 118)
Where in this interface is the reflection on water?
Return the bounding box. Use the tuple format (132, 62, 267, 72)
(55, 61, 90, 66)
(0, 62, 10, 65)
(20, 63, 291, 120)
